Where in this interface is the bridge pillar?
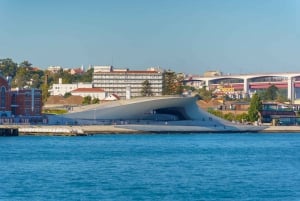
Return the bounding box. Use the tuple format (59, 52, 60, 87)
(243, 78, 249, 98)
(287, 76, 295, 103)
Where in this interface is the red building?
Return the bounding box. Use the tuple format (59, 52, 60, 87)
(0, 75, 42, 121)
(11, 88, 42, 116)
(0, 76, 12, 117)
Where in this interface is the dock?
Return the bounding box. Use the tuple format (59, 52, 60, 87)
(1, 124, 300, 136)
(0, 128, 19, 136)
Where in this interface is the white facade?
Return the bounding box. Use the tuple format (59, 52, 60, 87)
(93, 65, 113, 73)
(47, 66, 62, 73)
(71, 88, 107, 100)
(93, 67, 163, 98)
(49, 78, 93, 96)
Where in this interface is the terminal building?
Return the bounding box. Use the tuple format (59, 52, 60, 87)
(92, 66, 163, 98)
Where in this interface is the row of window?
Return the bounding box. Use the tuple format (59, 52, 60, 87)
(94, 84, 163, 88)
(93, 75, 162, 79)
(93, 80, 162, 84)
(102, 89, 162, 93)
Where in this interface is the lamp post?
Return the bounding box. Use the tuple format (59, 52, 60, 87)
(93, 109, 96, 125)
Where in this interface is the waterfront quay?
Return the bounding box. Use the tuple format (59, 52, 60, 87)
(1, 124, 300, 136)
(0, 127, 18, 136)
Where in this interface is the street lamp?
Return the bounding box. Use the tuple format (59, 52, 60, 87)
(93, 109, 96, 125)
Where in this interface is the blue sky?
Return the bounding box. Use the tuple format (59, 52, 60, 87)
(0, 0, 299, 74)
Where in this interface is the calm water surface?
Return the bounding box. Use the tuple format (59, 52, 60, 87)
(0, 133, 300, 201)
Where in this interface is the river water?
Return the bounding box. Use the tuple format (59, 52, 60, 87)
(1, 133, 300, 200)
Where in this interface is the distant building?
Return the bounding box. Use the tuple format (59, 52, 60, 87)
(49, 78, 93, 96)
(71, 88, 107, 100)
(94, 65, 113, 73)
(92, 66, 163, 98)
(47, 65, 62, 73)
(70, 66, 84, 75)
(0, 76, 12, 117)
(203, 70, 222, 77)
(11, 88, 42, 116)
(0, 74, 42, 120)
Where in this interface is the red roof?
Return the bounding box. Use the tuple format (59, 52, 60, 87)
(70, 68, 84, 75)
(71, 88, 105, 93)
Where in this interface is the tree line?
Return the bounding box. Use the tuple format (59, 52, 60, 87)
(206, 84, 290, 123)
(0, 58, 94, 102)
(1, 58, 185, 103)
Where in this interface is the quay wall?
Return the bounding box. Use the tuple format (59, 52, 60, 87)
(0, 128, 18, 136)
(1, 125, 300, 136)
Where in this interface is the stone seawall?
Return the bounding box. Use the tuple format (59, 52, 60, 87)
(1, 125, 300, 136)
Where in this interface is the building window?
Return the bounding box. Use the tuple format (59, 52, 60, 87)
(1, 87, 6, 108)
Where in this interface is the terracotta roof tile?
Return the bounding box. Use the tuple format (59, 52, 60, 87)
(71, 88, 105, 93)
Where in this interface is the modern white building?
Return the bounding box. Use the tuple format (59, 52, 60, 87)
(49, 78, 93, 96)
(92, 66, 163, 98)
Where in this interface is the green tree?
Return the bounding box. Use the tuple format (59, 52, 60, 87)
(248, 93, 262, 122)
(276, 89, 288, 103)
(92, 98, 99, 104)
(235, 113, 249, 123)
(175, 73, 184, 95)
(64, 92, 72, 98)
(41, 83, 50, 103)
(264, 85, 278, 101)
(198, 86, 214, 102)
(0, 58, 18, 77)
(13, 67, 27, 88)
(79, 68, 93, 82)
(82, 96, 92, 105)
(162, 70, 177, 95)
(19, 60, 32, 68)
(141, 80, 153, 96)
(223, 112, 235, 121)
(207, 108, 223, 118)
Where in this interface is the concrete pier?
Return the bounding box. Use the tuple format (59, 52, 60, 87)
(1, 124, 300, 136)
(0, 128, 18, 136)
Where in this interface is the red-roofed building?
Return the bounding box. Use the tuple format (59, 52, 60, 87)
(70, 67, 84, 75)
(71, 88, 107, 100)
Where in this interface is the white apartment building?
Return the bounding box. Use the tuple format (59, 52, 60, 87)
(49, 78, 93, 96)
(92, 66, 163, 98)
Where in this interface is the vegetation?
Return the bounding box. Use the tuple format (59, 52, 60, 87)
(82, 96, 92, 105)
(255, 84, 289, 102)
(64, 92, 72, 98)
(92, 98, 100, 104)
(0, 58, 18, 77)
(248, 93, 262, 122)
(162, 70, 183, 95)
(141, 80, 153, 96)
(41, 83, 50, 103)
(197, 86, 214, 101)
(207, 108, 249, 123)
(0, 57, 95, 104)
(43, 108, 68, 115)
